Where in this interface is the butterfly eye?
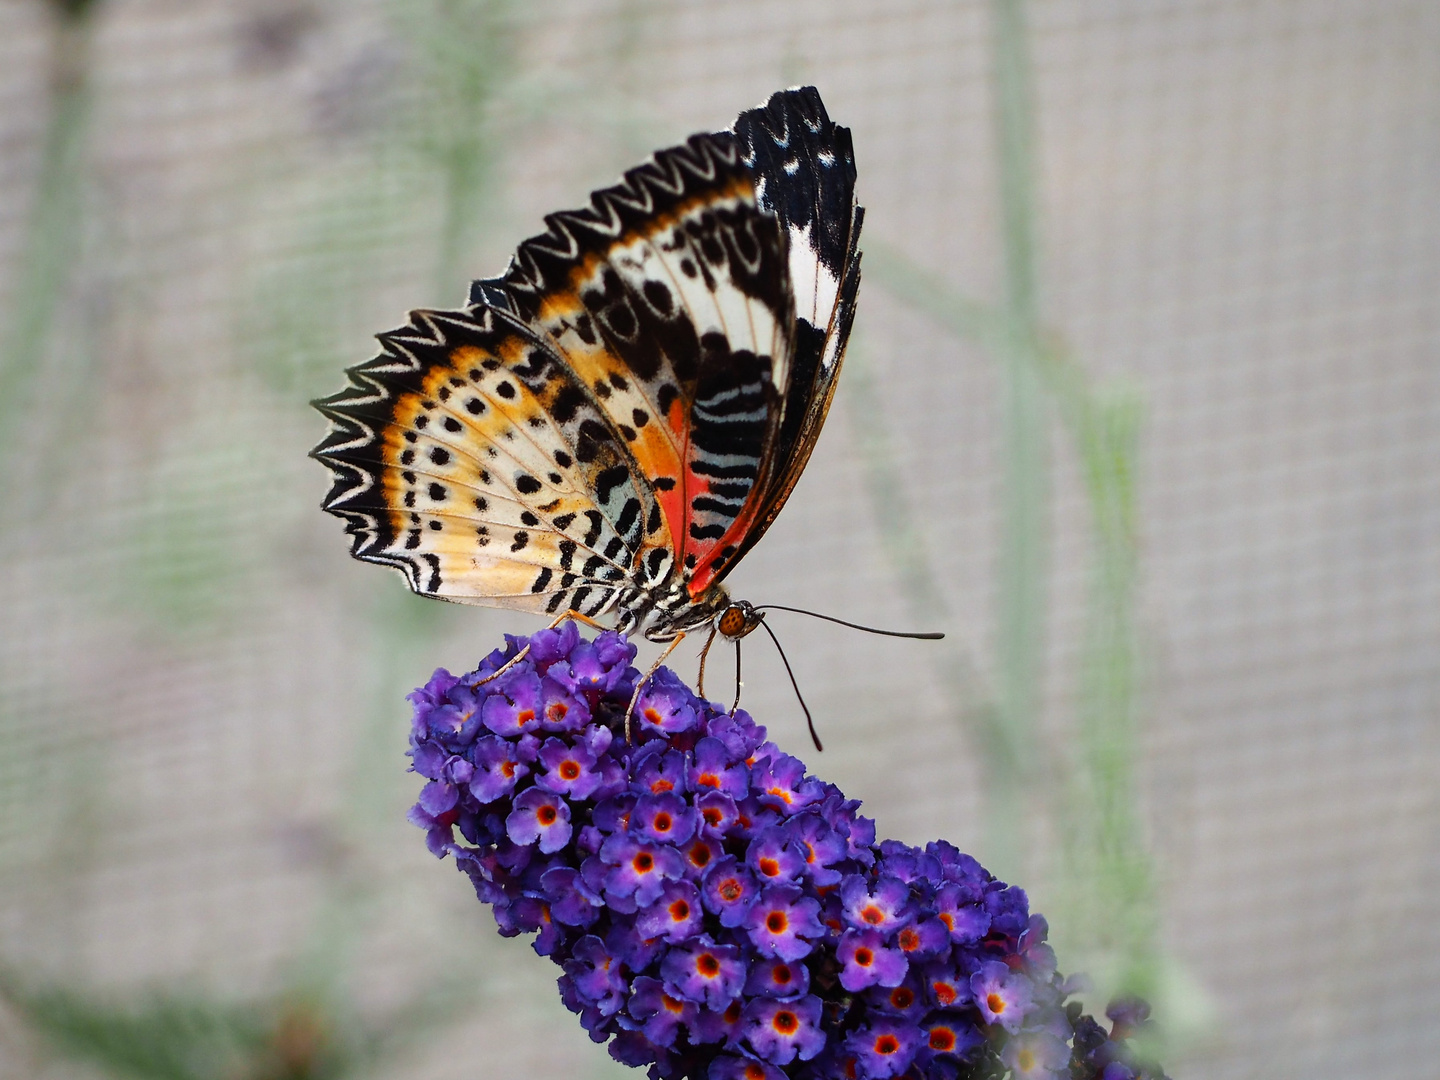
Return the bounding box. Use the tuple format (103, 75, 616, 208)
(717, 605, 752, 639)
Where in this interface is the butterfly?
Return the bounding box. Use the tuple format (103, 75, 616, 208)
(312, 86, 863, 683)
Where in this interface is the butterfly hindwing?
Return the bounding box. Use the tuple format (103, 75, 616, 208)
(313, 306, 673, 619)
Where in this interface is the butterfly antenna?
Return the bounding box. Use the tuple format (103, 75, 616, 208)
(757, 618, 823, 753)
(753, 604, 944, 640)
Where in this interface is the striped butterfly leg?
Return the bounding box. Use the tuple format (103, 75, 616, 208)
(730, 638, 742, 715)
(476, 610, 615, 687)
(695, 623, 721, 699)
(624, 632, 688, 745)
(690, 625, 742, 715)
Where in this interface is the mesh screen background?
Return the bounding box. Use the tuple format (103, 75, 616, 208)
(0, 2, 1436, 1078)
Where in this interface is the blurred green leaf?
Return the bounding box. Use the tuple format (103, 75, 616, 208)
(1, 972, 268, 1080)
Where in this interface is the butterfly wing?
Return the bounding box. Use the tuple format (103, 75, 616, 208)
(313, 87, 859, 633)
(493, 131, 795, 600)
(315, 127, 798, 628)
(312, 304, 673, 620)
(716, 86, 863, 581)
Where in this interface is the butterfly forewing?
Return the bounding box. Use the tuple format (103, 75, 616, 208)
(499, 132, 794, 594)
(722, 86, 863, 576)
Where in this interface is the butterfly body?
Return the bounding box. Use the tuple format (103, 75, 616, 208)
(313, 87, 862, 646)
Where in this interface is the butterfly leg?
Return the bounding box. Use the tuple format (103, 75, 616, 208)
(475, 610, 613, 686)
(730, 639, 743, 714)
(696, 625, 720, 700)
(624, 632, 687, 744)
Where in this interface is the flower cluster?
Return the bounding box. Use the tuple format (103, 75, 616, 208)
(408, 624, 1168, 1080)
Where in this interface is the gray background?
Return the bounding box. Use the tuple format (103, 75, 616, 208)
(0, 1, 1435, 1078)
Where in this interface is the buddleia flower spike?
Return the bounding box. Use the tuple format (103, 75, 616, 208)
(406, 623, 1171, 1080)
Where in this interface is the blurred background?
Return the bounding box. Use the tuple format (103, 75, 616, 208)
(0, 0, 1435, 1078)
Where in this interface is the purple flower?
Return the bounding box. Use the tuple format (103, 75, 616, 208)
(538, 676, 591, 733)
(506, 787, 571, 852)
(920, 961, 972, 1010)
(409, 669, 483, 746)
(417, 778, 459, 815)
(631, 745, 688, 796)
(635, 881, 704, 943)
(469, 735, 529, 803)
(679, 834, 722, 879)
(862, 973, 926, 1020)
(599, 833, 686, 907)
(707, 1052, 783, 1080)
(542, 865, 602, 927)
(404, 624, 1170, 1080)
(745, 825, 804, 886)
(972, 959, 1034, 1033)
(692, 997, 746, 1048)
(750, 753, 823, 815)
(935, 882, 992, 944)
(743, 957, 810, 999)
(634, 667, 700, 735)
(741, 994, 825, 1065)
(535, 737, 602, 799)
(696, 791, 740, 836)
(630, 792, 697, 846)
(784, 813, 848, 886)
(481, 670, 544, 737)
(551, 632, 635, 697)
(628, 976, 695, 1048)
(1003, 1029, 1073, 1079)
(893, 916, 951, 962)
(841, 874, 915, 935)
(661, 937, 746, 1009)
(916, 1012, 984, 1068)
(701, 857, 760, 928)
(688, 737, 750, 798)
(563, 934, 626, 1016)
(745, 885, 824, 961)
(837, 927, 909, 991)
(525, 620, 580, 668)
(844, 1016, 924, 1078)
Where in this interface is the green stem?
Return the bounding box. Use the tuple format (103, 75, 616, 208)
(988, 0, 1049, 872)
(1063, 372, 1158, 996)
(0, 15, 95, 499)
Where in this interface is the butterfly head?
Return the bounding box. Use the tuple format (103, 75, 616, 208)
(716, 599, 765, 642)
